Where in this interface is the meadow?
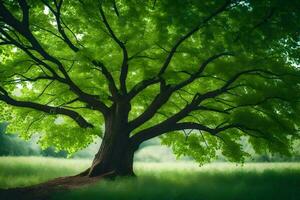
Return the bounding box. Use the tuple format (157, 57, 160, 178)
(0, 157, 300, 200)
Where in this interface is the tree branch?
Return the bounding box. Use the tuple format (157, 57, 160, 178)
(92, 60, 119, 98)
(130, 122, 236, 147)
(0, 86, 93, 128)
(99, 2, 128, 94)
(18, 0, 29, 27)
(41, 0, 79, 52)
(158, 0, 231, 76)
(0, 2, 109, 114)
(129, 68, 292, 144)
(128, 52, 233, 130)
(173, 52, 234, 91)
(127, 0, 232, 100)
(112, 0, 120, 17)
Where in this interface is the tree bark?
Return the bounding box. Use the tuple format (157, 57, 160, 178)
(88, 135, 135, 177)
(87, 101, 136, 177)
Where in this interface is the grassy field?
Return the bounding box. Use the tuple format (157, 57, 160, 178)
(0, 157, 300, 200)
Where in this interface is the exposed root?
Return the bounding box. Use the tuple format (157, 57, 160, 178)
(0, 170, 116, 200)
(75, 167, 91, 177)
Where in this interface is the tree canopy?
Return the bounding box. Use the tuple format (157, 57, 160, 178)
(0, 0, 300, 164)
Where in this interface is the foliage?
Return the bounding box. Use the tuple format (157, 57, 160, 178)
(0, 0, 300, 163)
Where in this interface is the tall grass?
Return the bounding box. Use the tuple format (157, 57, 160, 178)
(0, 156, 89, 188)
(0, 157, 300, 200)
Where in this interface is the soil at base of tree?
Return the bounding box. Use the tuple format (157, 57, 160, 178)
(0, 172, 114, 200)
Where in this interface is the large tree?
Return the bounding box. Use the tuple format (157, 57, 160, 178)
(0, 0, 300, 177)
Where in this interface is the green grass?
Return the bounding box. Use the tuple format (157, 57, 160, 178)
(1, 157, 300, 200)
(0, 156, 89, 188)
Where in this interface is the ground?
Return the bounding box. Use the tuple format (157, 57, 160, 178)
(0, 157, 300, 200)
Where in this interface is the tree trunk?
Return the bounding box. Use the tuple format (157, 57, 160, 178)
(87, 135, 135, 177)
(87, 102, 136, 177)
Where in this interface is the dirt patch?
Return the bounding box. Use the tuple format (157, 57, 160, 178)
(0, 172, 114, 200)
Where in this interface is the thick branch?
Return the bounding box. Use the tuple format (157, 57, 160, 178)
(41, 0, 79, 52)
(128, 87, 173, 130)
(92, 60, 119, 98)
(130, 69, 289, 144)
(127, 77, 161, 100)
(130, 122, 235, 147)
(99, 3, 128, 94)
(0, 87, 93, 128)
(18, 0, 29, 27)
